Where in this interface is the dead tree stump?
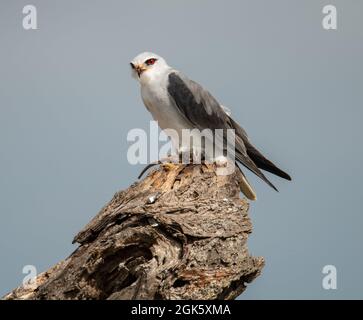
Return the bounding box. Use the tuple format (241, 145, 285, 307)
(3, 164, 264, 300)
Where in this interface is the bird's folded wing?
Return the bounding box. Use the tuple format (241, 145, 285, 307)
(167, 71, 278, 190)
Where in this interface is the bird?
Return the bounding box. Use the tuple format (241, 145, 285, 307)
(130, 52, 291, 200)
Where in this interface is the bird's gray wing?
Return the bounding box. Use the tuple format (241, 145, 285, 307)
(167, 71, 278, 190)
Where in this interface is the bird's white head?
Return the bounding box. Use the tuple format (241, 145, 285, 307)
(130, 52, 170, 84)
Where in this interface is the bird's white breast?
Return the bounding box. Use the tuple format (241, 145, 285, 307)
(140, 72, 191, 133)
(140, 70, 203, 155)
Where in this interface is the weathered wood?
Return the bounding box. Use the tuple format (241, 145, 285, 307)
(3, 163, 264, 300)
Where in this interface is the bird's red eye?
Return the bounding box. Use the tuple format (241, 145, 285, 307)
(145, 58, 157, 66)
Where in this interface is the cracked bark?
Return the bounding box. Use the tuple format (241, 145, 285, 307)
(3, 164, 264, 300)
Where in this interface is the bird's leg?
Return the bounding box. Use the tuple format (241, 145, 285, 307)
(161, 147, 193, 167)
(179, 147, 206, 165)
(138, 149, 206, 178)
(160, 148, 196, 172)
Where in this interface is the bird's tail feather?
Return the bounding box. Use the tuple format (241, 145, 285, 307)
(236, 168, 257, 201)
(245, 142, 292, 181)
(235, 152, 279, 192)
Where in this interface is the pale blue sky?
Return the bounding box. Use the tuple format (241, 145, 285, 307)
(1, 0, 362, 299)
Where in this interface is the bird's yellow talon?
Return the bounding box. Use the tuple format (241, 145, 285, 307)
(162, 162, 177, 171)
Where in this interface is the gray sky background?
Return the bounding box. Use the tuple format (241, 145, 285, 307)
(1, 0, 362, 299)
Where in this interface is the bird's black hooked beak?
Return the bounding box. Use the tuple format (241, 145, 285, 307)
(130, 62, 146, 77)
